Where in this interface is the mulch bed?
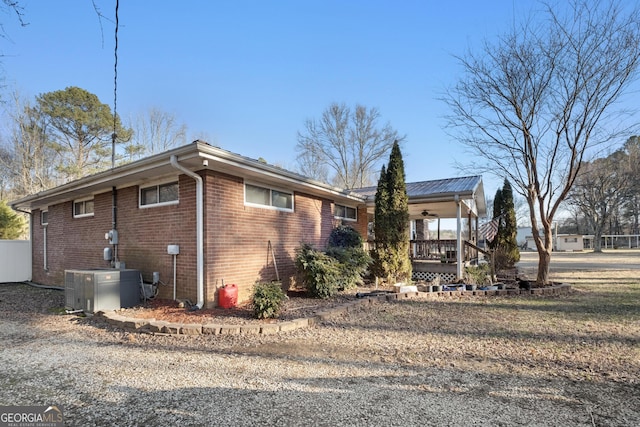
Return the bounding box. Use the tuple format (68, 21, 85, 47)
(119, 289, 360, 325)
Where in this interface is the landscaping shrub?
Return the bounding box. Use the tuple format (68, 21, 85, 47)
(252, 282, 287, 319)
(295, 243, 341, 299)
(327, 225, 363, 248)
(325, 246, 372, 290)
(464, 264, 491, 285)
(492, 245, 521, 272)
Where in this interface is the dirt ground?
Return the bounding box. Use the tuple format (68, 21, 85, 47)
(122, 249, 640, 327)
(0, 249, 638, 426)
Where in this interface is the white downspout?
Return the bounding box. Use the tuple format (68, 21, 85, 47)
(170, 155, 204, 309)
(43, 225, 47, 271)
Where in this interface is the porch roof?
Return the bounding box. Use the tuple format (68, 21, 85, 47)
(351, 175, 487, 220)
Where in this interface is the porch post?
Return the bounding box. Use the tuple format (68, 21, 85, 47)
(475, 215, 479, 261)
(467, 209, 472, 262)
(456, 195, 463, 280)
(437, 217, 441, 254)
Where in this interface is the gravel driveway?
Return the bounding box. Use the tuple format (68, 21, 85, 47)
(1, 278, 638, 426)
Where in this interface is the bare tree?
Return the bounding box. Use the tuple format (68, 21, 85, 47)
(444, 0, 640, 284)
(621, 136, 640, 234)
(124, 107, 188, 162)
(0, 1, 27, 95)
(0, 91, 58, 199)
(514, 196, 530, 227)
(1, 0, 27, 29)
(566, 155, 629, 252)
(0, 144, 12, 200)
(296, 149, 330, 184)
(296, 103, 405, 189)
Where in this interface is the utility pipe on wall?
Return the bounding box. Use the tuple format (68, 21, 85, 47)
(43, 226, 47, 271)
(170, 155, 204, 309)
(172, 252, 178, 301)
(112, 186, 118, 265)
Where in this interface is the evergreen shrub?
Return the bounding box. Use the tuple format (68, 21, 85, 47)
(464, 264, 491, 285)
(295, 244, 341, 299)
(327, 225, 363, 248)
(252, 282, 287, 319)
(326, 246, 372, 290)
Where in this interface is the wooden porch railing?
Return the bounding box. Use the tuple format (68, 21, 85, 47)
(366, 239, 488, 264)
(410, 239, 457, 260)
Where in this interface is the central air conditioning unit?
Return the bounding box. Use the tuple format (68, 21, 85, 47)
(64, 269, 140, 313)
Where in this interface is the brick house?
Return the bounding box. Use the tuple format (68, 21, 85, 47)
(11, 141, 369, 307)
(11, 141, 487, 307)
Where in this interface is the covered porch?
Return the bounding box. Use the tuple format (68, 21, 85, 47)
(353, 176, 488, 282)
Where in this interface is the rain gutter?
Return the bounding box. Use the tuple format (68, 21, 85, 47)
(170, 155, 204, 309)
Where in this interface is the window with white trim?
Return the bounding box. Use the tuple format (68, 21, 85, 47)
(334, 204, 357, 221)
(245, 183, 293, 211)
(73, 199, 94, 218)
(140, 181, 179, 207)
(41, 210, 48, 225)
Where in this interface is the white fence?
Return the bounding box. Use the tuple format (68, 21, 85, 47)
(0, 240, 31, 282)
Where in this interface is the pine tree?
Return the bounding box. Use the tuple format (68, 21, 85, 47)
(492, 179, 520, 268)
(0, 200, 26, 239)
(371, 141, 412, 282)
(385, 141, 411, 282)
(488, 187, 503, 250)
(371, 166, 390, 279)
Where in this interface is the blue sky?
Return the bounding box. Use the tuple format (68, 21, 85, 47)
(0, 0, 593, 198)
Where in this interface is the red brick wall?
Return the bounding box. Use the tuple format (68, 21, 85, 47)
(32, 195, 114, 286)
(31, 177, 197, 302)
(29, 169, 366, 308)
(115, 175, 197, 301)
(202, 170, 338, 306)
(354, 206, 370, 242)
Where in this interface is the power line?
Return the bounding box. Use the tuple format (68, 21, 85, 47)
(111, 0, 119, 168)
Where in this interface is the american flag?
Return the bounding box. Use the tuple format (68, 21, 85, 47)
(479, 218, 499, 243)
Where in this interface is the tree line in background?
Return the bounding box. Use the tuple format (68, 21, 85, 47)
(295, 102, 404, 189)
(445, 0, 640, 284)
(0, 85, 401, 241)
(0, 93, 403, 203)
(0, 87, 189, 203)
(561, 136, 640, 252)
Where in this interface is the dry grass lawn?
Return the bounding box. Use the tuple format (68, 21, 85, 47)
(0, 249, 638, 425)
(306, 250, 640, 383)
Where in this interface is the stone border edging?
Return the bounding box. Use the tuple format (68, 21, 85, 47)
(96, 283, 572, 336)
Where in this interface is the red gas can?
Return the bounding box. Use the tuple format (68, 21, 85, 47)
(218, 284, 238, 309)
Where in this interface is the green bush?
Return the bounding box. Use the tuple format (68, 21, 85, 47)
(252, 282, 287, 319)
(326, 246, 372, 290)
(328, 225, 363, 248)
(493, 244, 520, 271)
(295, 244, 341, 299)
(464, 264, 491, 285)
